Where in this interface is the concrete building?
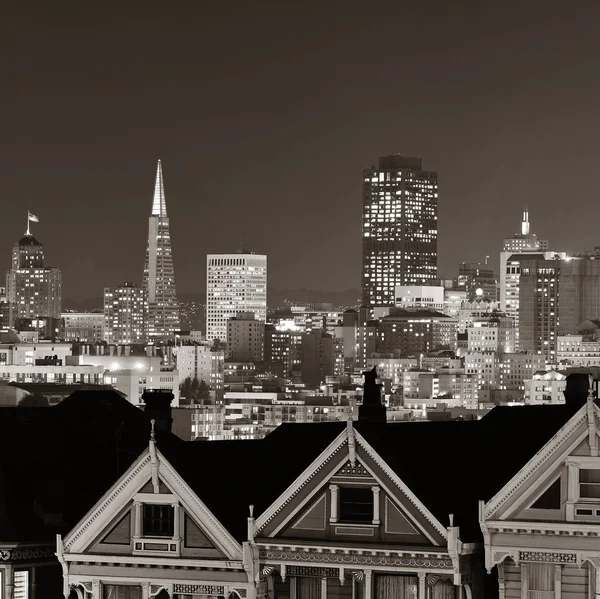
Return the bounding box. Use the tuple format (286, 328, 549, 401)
(62, 311, 104, 343)
(206, 252, 267, 344)
(519, 255, 561, 360)
(301, 329, 341, 387)
(556, 332, 600, 367)
(394, 285, 445, 310)
(103, 367, 179, 406)
(103, 282, 147, 345)
(467, 315, 516, 353)
(366, 355, 418, 388)
(226, 312, 265, 361)
(174, 343, 224, 393)
(455, 261, 497, 301)
(524, 369, 567, 404)
(558, 249, 600, 335)
(264, 325, 303, 377)
(362, 155, 438, 307)
(6, 230, 61, 327)
(142, 160, 180, 342)
(499, 206, 548, 314)
(378, 309, 457, 356)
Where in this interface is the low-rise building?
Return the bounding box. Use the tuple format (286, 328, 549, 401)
(524, 369, 567, 404)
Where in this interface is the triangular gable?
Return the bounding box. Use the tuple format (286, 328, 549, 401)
(256, 424, 447, 545)
(484, 402, 590, 521)
(63, 448, 242, 560)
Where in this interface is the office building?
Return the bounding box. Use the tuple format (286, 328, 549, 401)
(206, 252, 267, 343)
(558, 248, 600, 335)
(226, 312, 265, 361)
(103, 283, 147, 345)
(362, 155, 438, 307)
(499, 206, 549, 316)
(142, 160, 180, 342)
(518, 256, 560, 360)
(174, 343, 224, 394)
(62, 311, 104, 343)
(378, 309, 457, 356)
(395, 285, 445, 310)
(264, 325, 303, 377)
(6, 230, 61, 327)
(467, 315, 516, 354)
(454, 261, 497, 301)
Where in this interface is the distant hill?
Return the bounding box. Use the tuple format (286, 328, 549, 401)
(63, 287, 361, 313)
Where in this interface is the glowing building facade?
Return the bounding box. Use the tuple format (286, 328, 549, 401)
(142, 160, 180, 342)
(362, 155, 438, 307)
(499, 206, 549, 319)
(103, 282, 147, 345)
(206, 252, 267, 344)
(6, 233, 61, 327)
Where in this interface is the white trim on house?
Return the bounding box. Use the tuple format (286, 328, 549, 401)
(62, 447, 242, 560)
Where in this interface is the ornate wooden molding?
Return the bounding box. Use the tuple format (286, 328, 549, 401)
(484, 411, 587, 518)
(259, 547, 453, 570)
(0, 546, 55, 562)
(173, 584, 224, 594)
(519, 551, 577, 564)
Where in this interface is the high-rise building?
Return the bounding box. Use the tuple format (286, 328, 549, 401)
(103, 283, 147, 345)
(558, 248, 600, 335)
(226, 312, 265, 361)
(362, 155, 438, 307)
(6, 227, 61, 327)
(499, 206, 548, 316)
(206, 252, 267, 344)
(142, 160, 180, 343)
(518, 256, 560, 361)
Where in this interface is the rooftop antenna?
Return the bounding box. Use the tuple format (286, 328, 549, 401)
(521, 203, 530, 236)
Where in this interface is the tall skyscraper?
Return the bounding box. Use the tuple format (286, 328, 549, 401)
(362, 155, 438, 307)
(499, 206, 548, 317)
(518, 255, 560, 361)
(142, 160, 180, 342)
(103, 282, 147, 345)
(206, 252, 267, 344)
(6, 221, 61, 327)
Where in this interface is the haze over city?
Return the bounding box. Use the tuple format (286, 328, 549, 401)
(4, 2, 600, 300)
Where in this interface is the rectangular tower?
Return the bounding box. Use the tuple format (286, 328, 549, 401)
(6, 233, 61, 327)
(362, 155, 438, 307)
(103, 283, 147, 345)
(206, 252, 267, 344)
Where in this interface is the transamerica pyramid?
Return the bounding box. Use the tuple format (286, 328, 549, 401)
(142, 159, 180, 342)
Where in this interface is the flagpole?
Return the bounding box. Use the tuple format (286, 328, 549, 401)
(26, 209, 30, 236)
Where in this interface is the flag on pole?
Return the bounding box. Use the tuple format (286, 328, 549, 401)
(28, 211, 39, 223)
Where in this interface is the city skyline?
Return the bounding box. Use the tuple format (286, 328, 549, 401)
(5, 3, 600, 300)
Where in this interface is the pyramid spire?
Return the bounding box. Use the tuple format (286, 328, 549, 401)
(151, 159, 167, 217)
(521, 203, 530, 236)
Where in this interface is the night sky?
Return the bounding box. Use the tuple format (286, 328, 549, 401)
(3, 2, 600, 300)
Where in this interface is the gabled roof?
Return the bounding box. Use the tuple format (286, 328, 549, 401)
(0, 390, 182, 543)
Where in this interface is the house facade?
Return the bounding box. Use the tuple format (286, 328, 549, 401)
(481, 384, 600, 598)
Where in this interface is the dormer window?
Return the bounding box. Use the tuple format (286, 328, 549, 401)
(143, 504, 174, 537)
(579, 469, 600, 500)
(339, 487, 374, 524)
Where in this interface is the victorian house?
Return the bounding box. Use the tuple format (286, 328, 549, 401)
(481, 375, 600, 598)
(4, 371, 600, 599)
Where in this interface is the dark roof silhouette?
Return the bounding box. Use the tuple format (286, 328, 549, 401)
(0, 383, 589, 547)
(17, 234, 42, 247)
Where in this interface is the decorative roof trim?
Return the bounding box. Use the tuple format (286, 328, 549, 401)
(354, 430, 448, 541)
(484, 405, 589, 518)
(63, 447, 242, 560)
(255, 430, 347, 532)
(64, 451, 152, 551)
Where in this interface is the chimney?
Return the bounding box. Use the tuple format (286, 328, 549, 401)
(142, 390, 174, 435)
(359, 366, 386, 423)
